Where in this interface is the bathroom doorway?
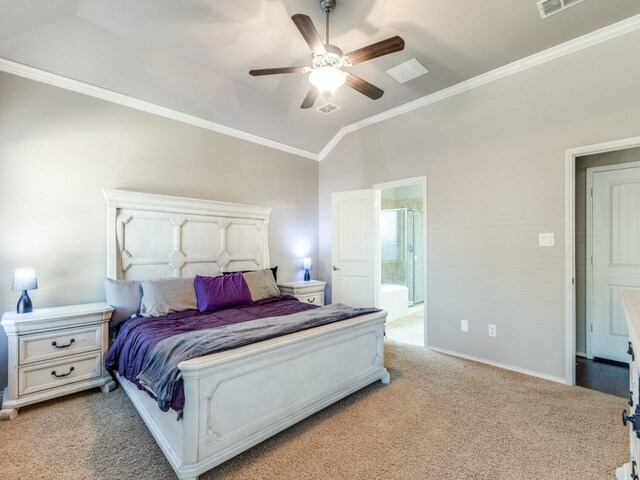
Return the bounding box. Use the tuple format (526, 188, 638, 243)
(375, 177, 426, 347)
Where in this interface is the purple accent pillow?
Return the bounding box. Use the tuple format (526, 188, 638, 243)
(194, 273, 252, 312)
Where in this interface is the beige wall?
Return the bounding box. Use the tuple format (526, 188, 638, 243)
(319, 30, 640, 380)
(0, 72, 319, 389)
(575, 148, 640, 355)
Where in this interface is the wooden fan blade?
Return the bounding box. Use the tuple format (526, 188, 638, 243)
(301, 86, 320, 109)
(346, 36, 405, 65)
(292, 14, 326, 55)
(249, 66, 310, 76)
(346, 74, 384, 100)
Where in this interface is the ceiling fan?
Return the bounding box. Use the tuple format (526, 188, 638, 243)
(249, 0, 405, 109)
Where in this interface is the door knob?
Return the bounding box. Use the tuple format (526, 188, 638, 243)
(333, 266, 340, 271)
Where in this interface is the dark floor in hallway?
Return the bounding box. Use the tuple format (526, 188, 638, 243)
(576, 356, 628, 398)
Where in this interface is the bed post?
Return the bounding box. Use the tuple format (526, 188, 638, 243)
(103, 189, 119, 279)
(180, 368, 200, 479)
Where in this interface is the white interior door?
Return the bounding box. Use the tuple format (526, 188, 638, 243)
(591, 165, 640, 362)
(331, 189, 377, 307)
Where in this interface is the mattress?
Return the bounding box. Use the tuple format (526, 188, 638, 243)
(105, 294, 317, 411)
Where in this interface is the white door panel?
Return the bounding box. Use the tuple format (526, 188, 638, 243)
(331, 190, 376, 307)
(591, 167, 640, 362)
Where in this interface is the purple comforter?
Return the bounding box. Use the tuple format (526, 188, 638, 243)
(105, 295, 317, 411)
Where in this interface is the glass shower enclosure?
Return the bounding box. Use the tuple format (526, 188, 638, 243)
(380, 208, 424, 306)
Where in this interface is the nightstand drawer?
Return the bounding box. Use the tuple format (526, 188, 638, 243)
(19, 325, 102, 365)
(18, 352, 102, 397)
(298, 294, 324, 306)
(278, 281, 326, 307)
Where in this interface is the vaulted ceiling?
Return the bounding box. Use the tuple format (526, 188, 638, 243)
(1, 0, 639, 154)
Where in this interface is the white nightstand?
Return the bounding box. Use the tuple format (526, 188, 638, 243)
(0, 302, 115, 420)
(278, 280, 326, 306)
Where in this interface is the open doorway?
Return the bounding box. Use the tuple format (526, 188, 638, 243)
(574, 147, 640, 397)
(375, 178, 426, 347)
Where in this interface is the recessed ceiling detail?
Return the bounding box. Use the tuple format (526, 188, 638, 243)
(386, 59, 429, 84)
(0, 1, 638, 154)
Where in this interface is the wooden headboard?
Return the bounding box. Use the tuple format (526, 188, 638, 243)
(103, 190, 271, 280)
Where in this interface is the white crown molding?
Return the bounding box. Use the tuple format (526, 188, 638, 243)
(0, 58, 320, 162)
(318, 13, 640, 160)
(1, 13, 639, 162)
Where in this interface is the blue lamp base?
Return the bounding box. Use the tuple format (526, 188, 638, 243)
(304, 269, 311, 281)
(17, 290, 33, 314)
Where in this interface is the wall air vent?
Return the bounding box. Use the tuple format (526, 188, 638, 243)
(537, 0, 586, 18)
(316, 103, 340, 114)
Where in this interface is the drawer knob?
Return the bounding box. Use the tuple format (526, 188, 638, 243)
(622, 409, 640, 438)
(52, 338, 75, 349)
(51, 367, 75, 378)
(623, 409, 635, 426)
(307, 297, 316, 303)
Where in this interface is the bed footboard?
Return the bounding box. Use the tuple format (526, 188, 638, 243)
(118, 311, 388, 480)
(182, 311, 386, 479)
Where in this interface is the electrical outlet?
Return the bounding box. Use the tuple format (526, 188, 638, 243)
(488, 324, 497, 337)
(538, 233, 554, 247)
(461, 320, 469, 332)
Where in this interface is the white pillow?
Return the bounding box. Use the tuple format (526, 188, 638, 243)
(140, 278, 197, 317)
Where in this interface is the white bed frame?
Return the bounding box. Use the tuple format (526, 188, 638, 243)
(103, 189, 389, 480)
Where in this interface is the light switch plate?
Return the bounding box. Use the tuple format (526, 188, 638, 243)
(539, 233, 554, 246)
(461, 319, 469, 332)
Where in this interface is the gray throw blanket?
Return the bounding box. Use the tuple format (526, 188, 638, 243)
(137, 304, 380, 412)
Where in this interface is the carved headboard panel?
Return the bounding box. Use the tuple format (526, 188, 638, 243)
(103, 190, 271, 280)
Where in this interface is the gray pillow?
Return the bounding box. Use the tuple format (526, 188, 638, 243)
(104, 278, 142, 326)
(140, 278, 197, 317)
(243, 269, 280, 302)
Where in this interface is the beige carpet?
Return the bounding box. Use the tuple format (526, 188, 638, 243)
(0, 342, 627, 480)
(386, 311, 425, 346)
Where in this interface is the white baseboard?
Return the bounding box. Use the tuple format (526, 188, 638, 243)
(576, 351, 588, 358)
(427, 346, 568, 385)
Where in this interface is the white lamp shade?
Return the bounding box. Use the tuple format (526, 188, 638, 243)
(302, 257, 312, 270)
(309, 66, 346, 95)
(12, 268, 38, 291)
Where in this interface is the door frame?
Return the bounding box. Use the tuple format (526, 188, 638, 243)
(565, 135, 640, 385)
(373, 176, 428, 347)
(585, 161, 640, 359)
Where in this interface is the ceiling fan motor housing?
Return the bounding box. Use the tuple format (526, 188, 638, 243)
(313, 44, 345, 68)
(319, 0, 336, 13)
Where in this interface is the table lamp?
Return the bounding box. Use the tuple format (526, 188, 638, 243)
(12, 268, 37, 313)
(303, 257, 312, 282)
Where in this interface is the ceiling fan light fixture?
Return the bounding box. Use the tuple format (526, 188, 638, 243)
(309, 66, 346, 95)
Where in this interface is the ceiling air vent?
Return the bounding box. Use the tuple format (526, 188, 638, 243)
(386, 58, 429, 84)
(316, 103, 340, 114)
(537, 0, 586, 18)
